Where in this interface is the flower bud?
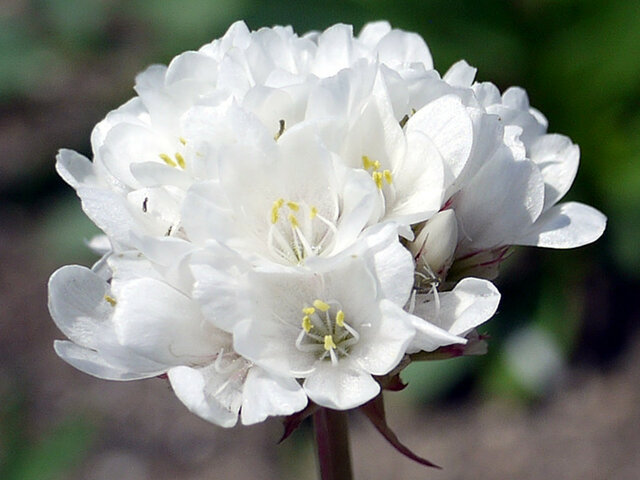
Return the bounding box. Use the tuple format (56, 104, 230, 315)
(409, 209, 458, 278)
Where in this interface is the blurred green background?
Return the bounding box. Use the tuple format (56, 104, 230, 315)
(1, 1, 638, 479)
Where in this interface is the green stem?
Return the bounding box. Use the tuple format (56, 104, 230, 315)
(313, 408, 353, 480)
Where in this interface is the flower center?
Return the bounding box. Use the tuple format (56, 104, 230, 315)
(362, 155, 397, 212)
(267, 199, 337, 265)
(295, 299, 359, 365)
(362, 155, 393, 190)
(158, 137, 188, 169)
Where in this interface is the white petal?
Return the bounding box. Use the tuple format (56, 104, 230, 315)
(56, 149, 97, 188)
(529, 134, 580, 210)
(233, 312, 317, 378)
(190, 245, 251, 332)
(376, 29, 433, 70)
(49, 267, 170, 377)
(389, 129, 445, 224)
(517, 201, 606, 249)
(332, 166, 380, 252)
(365, 224, 415, 307)
(240, 367, 307, 425)
(168, 366, 238, 428)
(90, 97, 148, 154)
(407, 95, 473, 189)
(99, 122, 172, 189)
(86, 235, 111, 255)
(454, 150, 545, 253)
(181, 180, 234, 246)
(75, 186, 139, 245)
(406, 318, 466, 354)
(353, 300, 415, 375)
(54, 340, 163, 381)
(313, 24, 358, 77)
(112, 278, 219, 365)
(419, 278, 500, 336)
(129, 162, 193, 189)
(443, 60, 477, 88)
(357, 21, 391, 47)
(303, 361, 380, 410)
(48, 265, 111, 349)
(165, 51, 220, 86)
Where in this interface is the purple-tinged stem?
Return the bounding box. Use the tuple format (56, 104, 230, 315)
(313, 408, 353, 480)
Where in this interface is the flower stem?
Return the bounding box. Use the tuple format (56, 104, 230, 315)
(313, 408, 353, 480)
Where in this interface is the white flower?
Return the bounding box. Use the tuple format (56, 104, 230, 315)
(441, 61, 606, 259)
(48, 253, 306, 427)
(407, 278, 501, 353)
(190, 225, 421, 410)
(181, 114, 379, 267)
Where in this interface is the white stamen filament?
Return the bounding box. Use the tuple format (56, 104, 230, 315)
(267, 199, 338, 264)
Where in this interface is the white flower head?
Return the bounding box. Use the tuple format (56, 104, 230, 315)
(49, 20, 605, 432)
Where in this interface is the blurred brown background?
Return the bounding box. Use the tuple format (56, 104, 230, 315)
(1, 1, 639, 478)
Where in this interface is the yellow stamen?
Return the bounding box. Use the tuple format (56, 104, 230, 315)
(104, 295, 117, 307)
(159, 153, 177, 167)
(310, 206, 318, 219)
(313, 299, 330, 312)
(372, 171, 384, 189)
(289, 214, 299, 228)
(302, 315, 313, 332)
(302, 307, 316, 315)
(383, 169, 393, 184)
(362, 155, 373, 170)
(175, 152, 186, 169)
(373, 160, 381, 170)
(324, 335, 337, 351)
(271, 198, 284, 224)
(336, 310, 345, 327)
(286, 201, 300, 211)
(179, 136, 187, 145)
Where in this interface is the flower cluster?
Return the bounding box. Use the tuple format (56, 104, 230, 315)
(49, 21, 605, 427)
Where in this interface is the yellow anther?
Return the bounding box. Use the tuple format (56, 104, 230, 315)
(286, 201, 300, 211)
(336, 310, 345, 327)
(383, 169, 393, 184)
(159, 153, 177, 167)
(179, 136, 187, 145)
(271, 198, 284, 224)
(372, 171, 384, 189)
(373, 160, 381, 170)
(175, 152, 186, 169)
(302, 307, 316, 315)
(310, 206, 318, 219)
(362, 155, 373, 169)
(302, 315, 313, 332)
(104, 295, 117, 307)
(324, 335, 337, 351)
(313, 299, 330, 312)
(289, 214, 299, 228)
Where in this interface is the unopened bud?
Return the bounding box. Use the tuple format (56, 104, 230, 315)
(409, 209, 458, 278)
